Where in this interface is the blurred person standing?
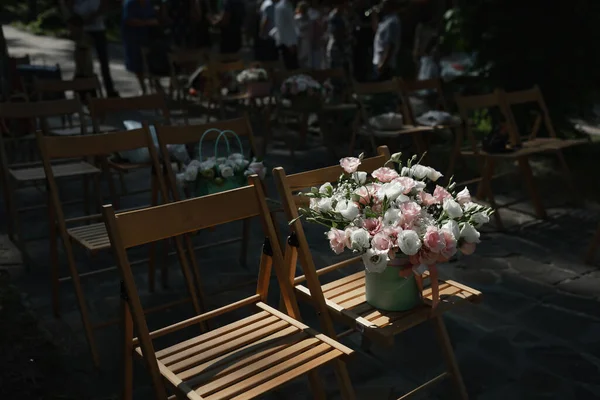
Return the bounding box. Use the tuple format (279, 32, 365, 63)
(274, 0, 298, 69)
(256, 0, 279, 61)
(72, 0, 119, 96)
(295, 1, 313, 68)
(372, 0, 401, 81)
(326, 0, 352, 75)
(212, 0, 246, 54)
(308, 0, 326, 69)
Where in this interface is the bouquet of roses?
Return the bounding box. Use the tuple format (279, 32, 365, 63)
(280, 74, 333, 99)
(177, 153, 266, 195)
(298, 153, 493, 274)
(236, 68, 269, 85)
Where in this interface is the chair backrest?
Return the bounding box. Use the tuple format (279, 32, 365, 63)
(36, 127, 157, 226)
(153, 116, 257, 201)
(0, 97, 85, 120)
(397, 78, 449, 124)
(500, 85, 557, 141)
(272, 146, 390, 298)
(101, 178, 295, 392)
(87, 94, 171, 131)
(34, 76, 103, 100)
(455, 90, 513, 151)
(353, 80, 402, 123)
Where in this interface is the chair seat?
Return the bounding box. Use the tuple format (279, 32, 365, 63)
(68, 222, 110, 251)
(359, 124, 434, 138)
(461, 137, 588, 158)
(10, 161, 100, 182)
(296, 270, 481, 347)
(108, 159, 151, 172)
(142, 306, 348, 400)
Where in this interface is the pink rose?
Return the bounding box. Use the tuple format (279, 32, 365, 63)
(439, 229, 457, 260)
(400, 202, 422, 227)
(383, 226, 402, 246)
(354, 186, 372, 206)
(372, 231, 393, 251)
(456, 188, 471, 205)
(372, 202, 383, 214)
(460, 242, 476, 255)
(340, 157, 361, 174)
(363, 218, 383, 236)
(344, 227, 357, 248)
(423, 226, 446, 253)
(372, 167, 399, 183)
(433, 185, 452, 203)
(393, 177, 416, 194)
(419, 191, 439, 206)
(327, 229, 347, 254)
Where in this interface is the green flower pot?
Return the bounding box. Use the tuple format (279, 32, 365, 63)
(365, 261, 422, 312)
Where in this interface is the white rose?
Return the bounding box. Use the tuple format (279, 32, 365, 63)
(317, 197, 333, 213)
(401, 166, 411, 176)
(219, 165, 234, 178)
(443, 199, 463, 219)
(413, 181, 426, 191)
(298, 81, 307, 91)
(319, 182, 333, 194)
(188, 159, 202, 169)
(471, 212, 490, 227)
(175, 172, 186, 189)
(460, 223, 480, 243)
(410, 165, 430, 180)
(228, 152, 244, 161)
(335, 199, 360, 220)
(398, 230, 422, 255)
(427, 168, 443, 182)
(350, 229, 370, 251)
(362, 248, 389, 273)
(383, 209, 400, 226)
(463, 201, 478, 212)
(199, 159, 215, 170)
(310, 198, 320, 211)
(395, 194, 410, 205)
(456, 188, 472, 205)
(442, 220, 460, 239)
(216, 157, 227, 165)
(352, 171, 367, 184)
(184, 165, 198, 181)
(378, 182, 405, 201)
(235, 159, 250, 170)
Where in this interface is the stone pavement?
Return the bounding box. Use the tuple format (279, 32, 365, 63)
(2, 26, 600, 399)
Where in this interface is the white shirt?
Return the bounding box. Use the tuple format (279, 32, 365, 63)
(274, 0, 297, 47)
(259, 0, 275, 40)
(373, 14, 401, 67)
(73, 0, 105, 32)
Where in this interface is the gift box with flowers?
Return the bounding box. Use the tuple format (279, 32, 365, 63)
(236, 67, 271, 97)
(298, 153, 493, 311)
(177, 153, 266, 197)
(280, 74, 333, 110)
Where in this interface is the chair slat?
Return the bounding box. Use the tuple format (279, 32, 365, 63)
(114, 186, 261, 248)
(0, 98, 81, 118)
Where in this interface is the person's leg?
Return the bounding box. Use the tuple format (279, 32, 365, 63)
(89, 30, 117, 96)
(281, 46, 298, 70)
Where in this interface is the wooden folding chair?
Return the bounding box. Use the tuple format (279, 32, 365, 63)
(500, 86, 587, 204)
(37, 127, 205, 367)
(586, 222, 600, 264)
(273, 146, 482, 400)
(34, 76, 112, 135)
(456, 89, 587, 228)
(103, 177, 356, 400)
(350, 80, 434, 156)
(88, 94, 172, 198)
(0, 99, 91, 263)
(398, 78, 464, 177)
(154, 115, 281, 267)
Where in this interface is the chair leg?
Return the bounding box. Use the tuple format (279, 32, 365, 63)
(555, 148, 582, 206)
(148, 175, 159, 292)
(239, 218, 250, 268)
(432, 316, 469, 400)
(331, 360, 357, 400)
(585, 223, 600, 264)
(306, 370, 327, 400)
(48, 199, 61, 318)
(478, 159, 504, 230)
(65, 248, 100, 367)
(120, 297, 134, 400)
(517, 156, 546, 219)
